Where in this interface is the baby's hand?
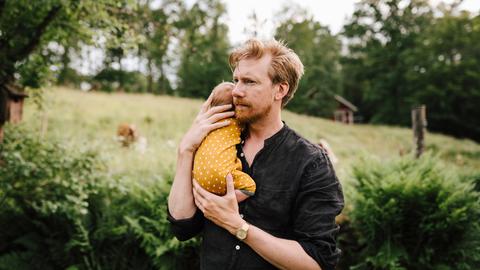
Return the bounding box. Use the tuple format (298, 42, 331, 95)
(234, 190, 249, 202)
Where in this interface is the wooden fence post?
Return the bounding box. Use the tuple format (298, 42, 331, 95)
(412, 105, 427, 158)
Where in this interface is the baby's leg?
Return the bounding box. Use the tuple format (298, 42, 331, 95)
(235, 190, 250, 202)
(231, 161, 256, 200)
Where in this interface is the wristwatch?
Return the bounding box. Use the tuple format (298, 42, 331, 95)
(235, 222, 250, 241)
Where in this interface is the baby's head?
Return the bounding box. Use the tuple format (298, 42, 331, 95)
(210, 82, 234, 108)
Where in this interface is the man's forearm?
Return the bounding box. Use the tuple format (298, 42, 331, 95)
(168, 150, 197, 219)
(193, 176, 323, 269)
(244, 225, 321, 270)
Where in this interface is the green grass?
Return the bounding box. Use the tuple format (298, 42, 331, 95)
(21, 87, 480, 187)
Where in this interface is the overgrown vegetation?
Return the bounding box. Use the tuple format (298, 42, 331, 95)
(339, 155, 480, 270)
(0, 125, 199, 269)
(2, 88, 480, 268)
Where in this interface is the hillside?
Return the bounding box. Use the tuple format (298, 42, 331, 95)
(21, 87, 480, 186)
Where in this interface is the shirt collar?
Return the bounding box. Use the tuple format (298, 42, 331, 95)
(240, 121, 290, 146)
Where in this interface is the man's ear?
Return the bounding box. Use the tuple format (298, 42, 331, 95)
(274, 82, 289, 101)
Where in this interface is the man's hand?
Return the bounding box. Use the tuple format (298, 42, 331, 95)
(179, 92, 234, 154)
(193, 174, 322, 270)
(192, 174, 244, 235)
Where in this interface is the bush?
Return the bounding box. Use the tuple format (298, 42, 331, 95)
(460, 172, 480, 192)
(119, 176, 200, 270)
(345, 155, 480, 270)
(0, 125, 199, 269)
(0, 125, 106, 269)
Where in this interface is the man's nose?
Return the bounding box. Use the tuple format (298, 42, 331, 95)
(232, 83, 245, 98)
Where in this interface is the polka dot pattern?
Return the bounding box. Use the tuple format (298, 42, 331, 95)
(193, 118, 256, 196)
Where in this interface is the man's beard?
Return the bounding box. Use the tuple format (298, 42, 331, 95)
(234, 103, 272, 124)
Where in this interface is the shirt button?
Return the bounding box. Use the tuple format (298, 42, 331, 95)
(235, 245, 240, 250)
(240, 153, 245, 157)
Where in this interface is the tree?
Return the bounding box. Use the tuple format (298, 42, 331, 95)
(0, 0, 137, 91)
(407, 9, 480, 141)
(133, 0, 183, 94)
(342, 0, 434, 125)
(243, 11, 267, 39)
(176, 0, 231, 98)
(275, 5, 342, 117)
(0, 0, 140, 138)
(342, 0, 480, 141)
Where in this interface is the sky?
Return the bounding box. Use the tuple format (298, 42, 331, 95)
(225, 0, 356, 44)
(225, 0, 480, 44)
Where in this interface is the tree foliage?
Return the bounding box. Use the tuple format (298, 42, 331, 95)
(407, 9, 480, 141)
(0, 0, 138, 90)
(342, 0, 434, 124)
(135, 0, 183, 94)
(342, 0, 480, 140)
(176, 0, 232, 98)
(275, 5, 342, 117)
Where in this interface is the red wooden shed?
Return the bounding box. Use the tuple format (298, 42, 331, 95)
(333, 95, 357, 124)
(0, 83, 28, 141)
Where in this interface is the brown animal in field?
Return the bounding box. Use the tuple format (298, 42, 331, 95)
(117, 123, 138, 147)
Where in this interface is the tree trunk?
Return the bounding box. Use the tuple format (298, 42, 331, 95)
(158, 61, 167, 95)
(147, 57, 153, 94)
(0, 4, 62, 128)
(0, 76, 13, 128)
(57, 45, 71, 85)
(0, 86, 7, 142)
(117, 56, 124, 92)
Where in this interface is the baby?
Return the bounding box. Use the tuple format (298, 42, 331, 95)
(193, 82, 256, 202)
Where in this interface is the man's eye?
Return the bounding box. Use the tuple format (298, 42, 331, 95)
(245, 80, 255, 84)
(233, 79, 239, 83)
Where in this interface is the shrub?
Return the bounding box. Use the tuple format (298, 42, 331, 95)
(0, 124, 106, 269)
(346, 155, 480, 270)
(0, 125, 199, 269)
(460, 172, 480, 192)
(120, 176, 200, 270)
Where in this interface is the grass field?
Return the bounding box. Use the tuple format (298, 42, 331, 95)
(21, 87, 480, 190)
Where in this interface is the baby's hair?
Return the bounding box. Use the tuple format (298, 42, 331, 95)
(210, 82, 235, 108)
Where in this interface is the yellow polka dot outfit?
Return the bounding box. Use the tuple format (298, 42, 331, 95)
(193, 118, 256, 196)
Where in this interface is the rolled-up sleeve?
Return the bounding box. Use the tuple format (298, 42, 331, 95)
(293, 150, 344, 270)
(167, 207, 205, 241)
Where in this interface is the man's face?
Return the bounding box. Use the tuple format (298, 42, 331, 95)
(232, 55, 277, 124)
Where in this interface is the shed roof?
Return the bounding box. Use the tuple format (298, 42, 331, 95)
(334, 95, 357, 112)
(4, 83, 28, 98)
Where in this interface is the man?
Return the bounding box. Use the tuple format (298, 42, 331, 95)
(167, 39, 344, 270)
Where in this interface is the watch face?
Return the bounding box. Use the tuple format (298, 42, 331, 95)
(237, 230, 247, 240)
